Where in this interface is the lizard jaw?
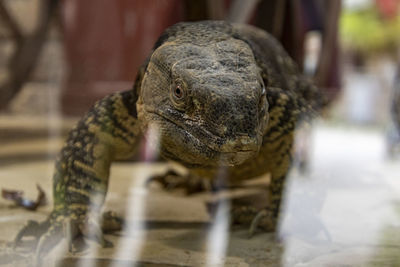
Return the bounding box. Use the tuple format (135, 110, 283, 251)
(142, 110, 260, 167)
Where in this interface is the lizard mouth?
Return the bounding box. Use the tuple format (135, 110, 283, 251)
(144, 110, 259, 166)
(148, 110, 259, 152)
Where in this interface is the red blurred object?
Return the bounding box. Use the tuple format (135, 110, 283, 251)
(375, 0, 400, 19)
(60, 0, 184, 115)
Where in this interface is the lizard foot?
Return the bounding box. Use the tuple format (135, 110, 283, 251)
(72, 215, 115, 252)
(101, 210, 124, 233)
(13, 219, 51, 250)
(12, 212, 118, 267)
(70, 210, 124, 250)
(231, 206, 277, 237)
(147, 169, 210, 194)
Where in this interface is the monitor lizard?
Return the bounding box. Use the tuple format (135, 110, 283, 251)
(12, 21, 323, 265)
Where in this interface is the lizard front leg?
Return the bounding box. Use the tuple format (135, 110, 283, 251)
(248, 173, 288, 235)
(231, 131, 294, 236)
(13, 90, 142, 265)
(230, 171, 290, 236)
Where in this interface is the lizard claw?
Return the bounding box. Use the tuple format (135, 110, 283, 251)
(248, 208, 276, 237)
(102, 239, 114, 248)
(249, 209, 269, 238)
(13, 219, 50, 250)
(231, 206, 277, 237)
(101, 211, 124, 232)
(147, 169, 210, 194)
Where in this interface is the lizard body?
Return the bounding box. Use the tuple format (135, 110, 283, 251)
(13, 21, 322, 264)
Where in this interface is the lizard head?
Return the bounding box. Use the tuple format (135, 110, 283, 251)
(137, 33, 268, 167)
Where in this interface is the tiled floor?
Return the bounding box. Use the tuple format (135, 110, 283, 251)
(0, 116, 399, 266)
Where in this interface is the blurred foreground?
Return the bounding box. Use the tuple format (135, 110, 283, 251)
(0, 115, 399, 267)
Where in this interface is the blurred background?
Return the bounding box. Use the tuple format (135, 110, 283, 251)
(0, 0, 398, 123)
(0, 0, 329, 115)
(1, 0, 400, 266)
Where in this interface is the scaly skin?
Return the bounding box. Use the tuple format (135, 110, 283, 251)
(14, 91, 141, 264)
(13, 21, 323, 264)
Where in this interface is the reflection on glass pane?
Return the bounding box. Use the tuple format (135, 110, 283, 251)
(1, 1, 400, 267)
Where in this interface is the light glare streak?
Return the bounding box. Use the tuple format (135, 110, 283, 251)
(205, 166, 230, 267)
(111, 124, 160, 266)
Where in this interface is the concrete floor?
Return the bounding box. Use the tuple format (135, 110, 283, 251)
(0, 116, 400, 266)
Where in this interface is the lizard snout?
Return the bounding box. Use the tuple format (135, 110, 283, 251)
(218, 134, 260, 153)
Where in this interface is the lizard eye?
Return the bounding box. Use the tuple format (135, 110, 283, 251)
(170, 81, 187, 110)
(174, 85, 184, 99)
